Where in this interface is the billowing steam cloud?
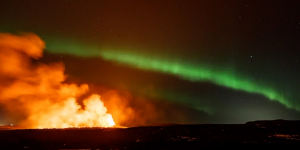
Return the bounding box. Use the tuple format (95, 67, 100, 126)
(0, 33, 115, 128)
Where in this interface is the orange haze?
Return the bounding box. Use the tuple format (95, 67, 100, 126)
(0, 33, 115, 128)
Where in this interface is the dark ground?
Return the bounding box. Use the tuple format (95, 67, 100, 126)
(0, 120, 300, 149)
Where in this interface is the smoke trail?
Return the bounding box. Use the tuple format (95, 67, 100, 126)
(45, 37, 295, 111)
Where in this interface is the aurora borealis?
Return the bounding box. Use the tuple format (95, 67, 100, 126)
(44, 38, 292, 111)
(0, 0, 300, 125)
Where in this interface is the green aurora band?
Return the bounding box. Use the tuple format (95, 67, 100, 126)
(44, 37, 296, 111)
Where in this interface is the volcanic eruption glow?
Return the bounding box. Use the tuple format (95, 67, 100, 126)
(0, 33, 115, 128)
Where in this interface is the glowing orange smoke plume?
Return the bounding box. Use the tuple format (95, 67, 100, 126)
(0, 33, 115, 128)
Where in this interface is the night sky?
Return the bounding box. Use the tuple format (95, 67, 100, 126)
(1, 0, 300, 125)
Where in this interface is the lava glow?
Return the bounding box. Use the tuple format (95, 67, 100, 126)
(26, 95, 115, 128)
(0, 33, 115, 128)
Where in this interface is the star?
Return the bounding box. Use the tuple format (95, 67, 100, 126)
(249, 55, 254, 63)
